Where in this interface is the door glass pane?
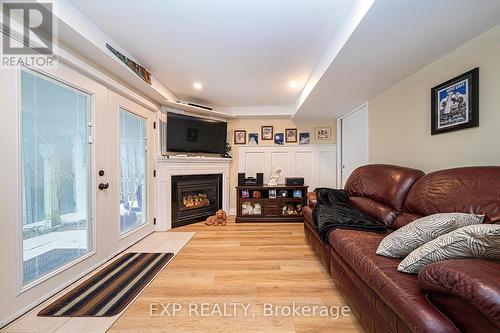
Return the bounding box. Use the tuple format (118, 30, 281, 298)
(120, 109, 147, 234)
(21, 70, 91, 286)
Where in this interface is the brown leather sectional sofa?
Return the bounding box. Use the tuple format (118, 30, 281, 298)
(303, 164, 500, 333)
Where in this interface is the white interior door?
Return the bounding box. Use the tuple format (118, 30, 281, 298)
(0, 64, 109, 326)
(107, 91, 155, 256)
(340, 104, 369, 187)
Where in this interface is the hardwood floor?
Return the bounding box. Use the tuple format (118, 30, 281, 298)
(109, 218, 364, 333)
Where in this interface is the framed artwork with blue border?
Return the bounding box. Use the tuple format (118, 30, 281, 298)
(431, 68, 479, 135)
(274, 133, 284, 145)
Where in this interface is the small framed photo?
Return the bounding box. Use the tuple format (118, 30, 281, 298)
(268, 189, 276, 199)
(299, 132, 310, 145)
(248, 133, 259, 145)
(234, 130, 246, 144)
(274, 133, 284, 145)
(285, 128, 297, 143)
(315, 127, 332, 140)
(278, 189, 288, 198)
(241, 189, 249, 198)
(293, 189, 302, 198)
(431, 68, 479, 135)
(261, 126, 273, 140)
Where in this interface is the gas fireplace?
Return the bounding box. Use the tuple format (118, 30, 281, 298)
(171, 174, 222, 228)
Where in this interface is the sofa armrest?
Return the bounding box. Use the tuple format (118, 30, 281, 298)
(418, 259, 500, 331)
(306, 192, 317, 209)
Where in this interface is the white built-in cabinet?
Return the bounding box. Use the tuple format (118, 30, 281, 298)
(238, 145, 337, 191)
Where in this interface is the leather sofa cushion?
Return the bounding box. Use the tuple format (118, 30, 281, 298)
(328, 229, 458, 333)
(419, 259, 500, 331)
(345, 164, 424, 226)
(403, 166, 500, 223)
(392, 212, 422, 229)
(329, 254, 414, 333)
(349, 196, 398, 226)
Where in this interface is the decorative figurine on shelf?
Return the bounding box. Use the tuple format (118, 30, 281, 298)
(296, 203, 303, 213)
(268, 167, 282, 186)
(222, 142, 232, 158)
(205, 209, 228, 226)
(253, 191, 262, 198)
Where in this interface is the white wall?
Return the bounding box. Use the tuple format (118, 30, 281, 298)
(369, 24, 500, 171)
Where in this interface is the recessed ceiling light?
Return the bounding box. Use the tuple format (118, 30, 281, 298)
(289, 81, 299, 88)
(193, 82, 203, 90)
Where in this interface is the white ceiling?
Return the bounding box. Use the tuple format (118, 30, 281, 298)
(68, 0, 355, 107)
(294, 0, 500, 119)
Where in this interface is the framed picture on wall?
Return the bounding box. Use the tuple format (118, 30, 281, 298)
(299, 133, 310, 145)
(261, 126, 273, 140)
(285, 128, 297, 143)
(248, 133, 259, 145)
(274, 133, 284, 145)
(234, 130, 246, 144)
(315, 127, 331, 140)
(431, 68, 479, 135)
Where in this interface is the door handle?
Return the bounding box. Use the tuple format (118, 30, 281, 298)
(98, 183, 109, 190)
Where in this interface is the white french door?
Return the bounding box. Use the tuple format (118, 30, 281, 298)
(0, 63, 109, 326)
(107, 91, 155, 256)
(0, 65, 156, 327)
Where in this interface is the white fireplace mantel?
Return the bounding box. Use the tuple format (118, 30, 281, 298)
(156, 156, 232, 231)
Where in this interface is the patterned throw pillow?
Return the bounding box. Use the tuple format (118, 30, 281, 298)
(398, 224, 500, 274)
(376, 213, 484, 258)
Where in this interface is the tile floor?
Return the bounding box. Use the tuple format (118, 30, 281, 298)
(2, 231, 195, 333)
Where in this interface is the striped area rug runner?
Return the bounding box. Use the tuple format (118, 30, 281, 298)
(38, 252, 174, 317)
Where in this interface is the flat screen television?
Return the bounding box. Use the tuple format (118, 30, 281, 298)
(166, 112, 227, 155)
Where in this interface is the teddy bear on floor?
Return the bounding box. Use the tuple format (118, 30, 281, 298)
(205, 209, 228, 226)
